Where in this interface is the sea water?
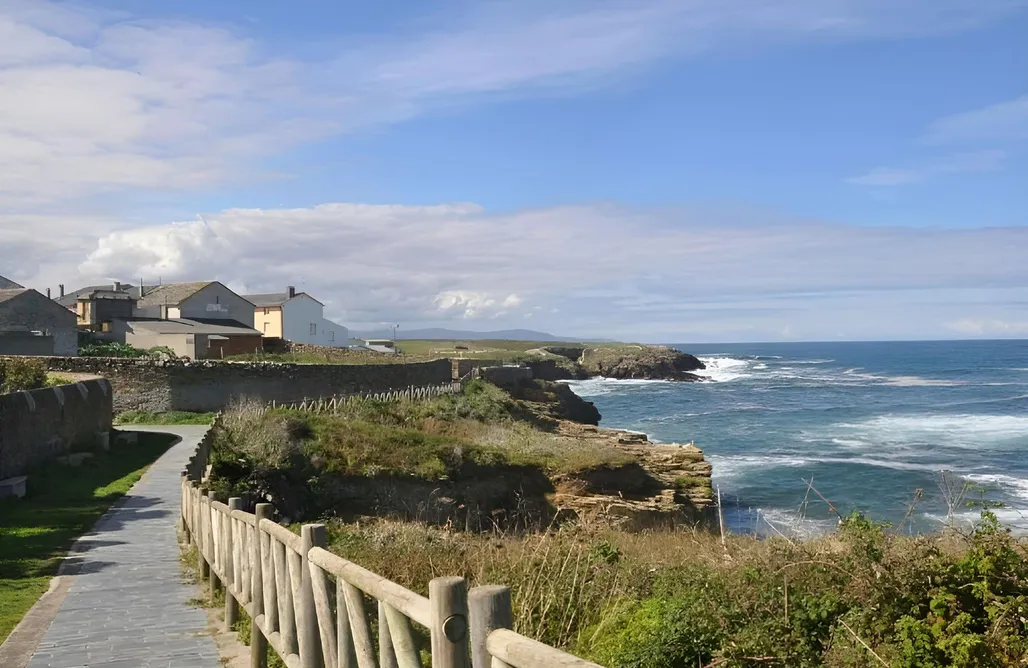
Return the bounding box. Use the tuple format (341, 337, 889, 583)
(565, 340, 1028, 536)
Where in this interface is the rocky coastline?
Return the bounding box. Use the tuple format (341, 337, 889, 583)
(526, 343, 707, 382)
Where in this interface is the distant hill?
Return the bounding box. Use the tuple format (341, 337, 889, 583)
(350, 328, 608, 342)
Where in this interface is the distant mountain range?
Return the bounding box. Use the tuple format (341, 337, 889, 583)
(350, 328, 614, 343)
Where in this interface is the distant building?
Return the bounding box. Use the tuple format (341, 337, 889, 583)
(243, 286, 349, 347)
(362, 339, 399, 354)
(0, 288, 78, 356)
(0, 274, 24, 290)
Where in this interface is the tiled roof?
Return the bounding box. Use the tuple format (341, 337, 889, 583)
(0, 275, 23, 290)
(244, 293, 290, 307)
(135, 282, 212, 308)
(0, 288, 28, 305)
(124, 317, 261, 336)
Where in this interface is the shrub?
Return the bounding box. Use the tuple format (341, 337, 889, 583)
(0, 357, 49, 393)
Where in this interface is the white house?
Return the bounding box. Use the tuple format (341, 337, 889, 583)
(244, 287, 349, 347)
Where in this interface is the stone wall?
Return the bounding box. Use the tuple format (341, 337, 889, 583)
(0, 379, 113, 479)
(479, 365, 533, 387)
(452, 358, 504, 380)
(4, 356, 455, 413)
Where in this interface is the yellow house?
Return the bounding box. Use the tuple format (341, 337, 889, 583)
(243, 286, 348, 346)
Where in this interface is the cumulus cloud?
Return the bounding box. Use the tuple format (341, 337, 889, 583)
(13, 201, 1010, 339)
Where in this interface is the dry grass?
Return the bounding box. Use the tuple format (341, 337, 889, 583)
(324, 515, 1028, 667)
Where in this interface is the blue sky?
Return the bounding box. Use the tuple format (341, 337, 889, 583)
(1, 0, 1026, 342)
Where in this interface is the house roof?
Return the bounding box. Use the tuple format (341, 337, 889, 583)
(124, 317, 262, 336)
(242, 291, 323, 307)
(0, 275, 24, 290)
(135, 282, 213, 308)
(56, 282, 146, 308)
(0, 288, 27, 305)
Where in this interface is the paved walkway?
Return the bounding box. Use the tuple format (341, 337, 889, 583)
(25, 426, 221, 668)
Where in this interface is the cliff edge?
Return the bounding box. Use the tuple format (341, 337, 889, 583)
(526, 344, 707, 382)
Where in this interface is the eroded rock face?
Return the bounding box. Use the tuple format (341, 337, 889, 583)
(579, 345, 706, 381)
(551, 423, 716, 531)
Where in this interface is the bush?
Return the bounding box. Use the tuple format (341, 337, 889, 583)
(79, 341, 149, 357)
(0, 357, 49, 393)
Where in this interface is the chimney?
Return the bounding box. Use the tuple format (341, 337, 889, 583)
(47, 288, 51, 299)
(288, 285, 296, 298)
(113, 281, 121, 292)
(59, 284, 65, 298)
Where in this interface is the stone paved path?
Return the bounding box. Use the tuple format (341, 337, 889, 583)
(26, 426, 221, 668)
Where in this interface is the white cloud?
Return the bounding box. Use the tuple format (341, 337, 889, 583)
(847, 150, 1006, 187)
(946, 318, 1028, 337)
(8, 200, 1010, 339)
(1, 1, 1024, 206)
(925, 95, 1028, 144)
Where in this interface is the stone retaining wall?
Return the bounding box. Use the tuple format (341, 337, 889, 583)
(0, 379, 113, 479)
(2, 356, 454, 413)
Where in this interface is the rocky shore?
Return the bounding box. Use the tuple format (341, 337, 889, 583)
(526, 343, 707, 382)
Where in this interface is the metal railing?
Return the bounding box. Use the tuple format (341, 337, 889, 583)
(180, 423, 603, 668)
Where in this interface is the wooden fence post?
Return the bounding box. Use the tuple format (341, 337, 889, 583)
(251, 503, 272, 668)
(469, 586, 512, 668)
(299, 524, 326, 668)
(208, 491, 222, 603)
(197, 487, 209, 580)
(430, 577, 470, 668)
(225, 497, 242, 630)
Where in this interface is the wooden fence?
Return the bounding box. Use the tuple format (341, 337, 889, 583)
(180, 423, 602, 668)
(269, 381, 466, 414)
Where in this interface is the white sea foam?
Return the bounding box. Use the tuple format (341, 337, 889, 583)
(923, 508, 1028, 532)
(755, 508, 838, 538)
(834, 414, 1028, 447)
(697, 356, 751, 382)
(562, 377, 671, 397)
(965, 474, 1028, 501)
(709, 454, 812, 479)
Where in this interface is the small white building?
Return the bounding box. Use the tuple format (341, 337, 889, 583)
(244, 287, 349, 347)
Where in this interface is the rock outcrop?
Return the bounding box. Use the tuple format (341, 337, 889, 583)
(552, 422, 715, 530)
(526, 344, 707, 382)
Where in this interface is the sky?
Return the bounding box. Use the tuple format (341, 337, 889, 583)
(1, 0, 1026, 343)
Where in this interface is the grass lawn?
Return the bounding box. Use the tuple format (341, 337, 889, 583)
(0, 432, 177, 643)
(396, 339, 581, 361)
(114, 410, 216, 425)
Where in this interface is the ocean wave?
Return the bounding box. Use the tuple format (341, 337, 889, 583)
(562, 377, 672, 397)
(923, 508, 1028, 532)
(709, 454, 812, 478)
(833, 414, 1028, 447)
(965, 473, 1028, 501)
(753, 508, 839, 539)
(697, 356, 751, 382)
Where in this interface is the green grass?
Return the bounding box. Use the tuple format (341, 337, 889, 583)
(0, 432, 177, 642)
(114, 410, 216, 425)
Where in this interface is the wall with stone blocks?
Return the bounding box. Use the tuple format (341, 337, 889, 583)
(3, 357, 456, 413)
(0, 379, 114, 479)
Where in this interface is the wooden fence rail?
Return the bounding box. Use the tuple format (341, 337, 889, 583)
(268, 381, 466, 415)
(181, 420, 603, 668)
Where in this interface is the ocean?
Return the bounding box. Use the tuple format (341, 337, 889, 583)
(565, 339, 1028, 536)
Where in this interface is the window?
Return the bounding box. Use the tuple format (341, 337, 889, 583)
(329, 331, 335, 342)
(101, 321, 111, 332)
(215, 295, 220, 304)
(310, 322, 317, 336)
(262, 322, 268, 333)
(263, 307, 269, 315)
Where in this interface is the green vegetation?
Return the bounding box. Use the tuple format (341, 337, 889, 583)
(114, 410, 217, 425)
(207, 381, 628, 520)
(78, 341, 177, 359)
(324, 512, 1028, 667)
(0, 432, 177, 642)
(0, 357, 49, 393)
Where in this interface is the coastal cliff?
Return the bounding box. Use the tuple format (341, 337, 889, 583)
(526, 343, 707, 382)
(208, 377, 715, 531)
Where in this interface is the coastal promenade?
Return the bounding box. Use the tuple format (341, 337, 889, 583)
(11, 426, 220, 668)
